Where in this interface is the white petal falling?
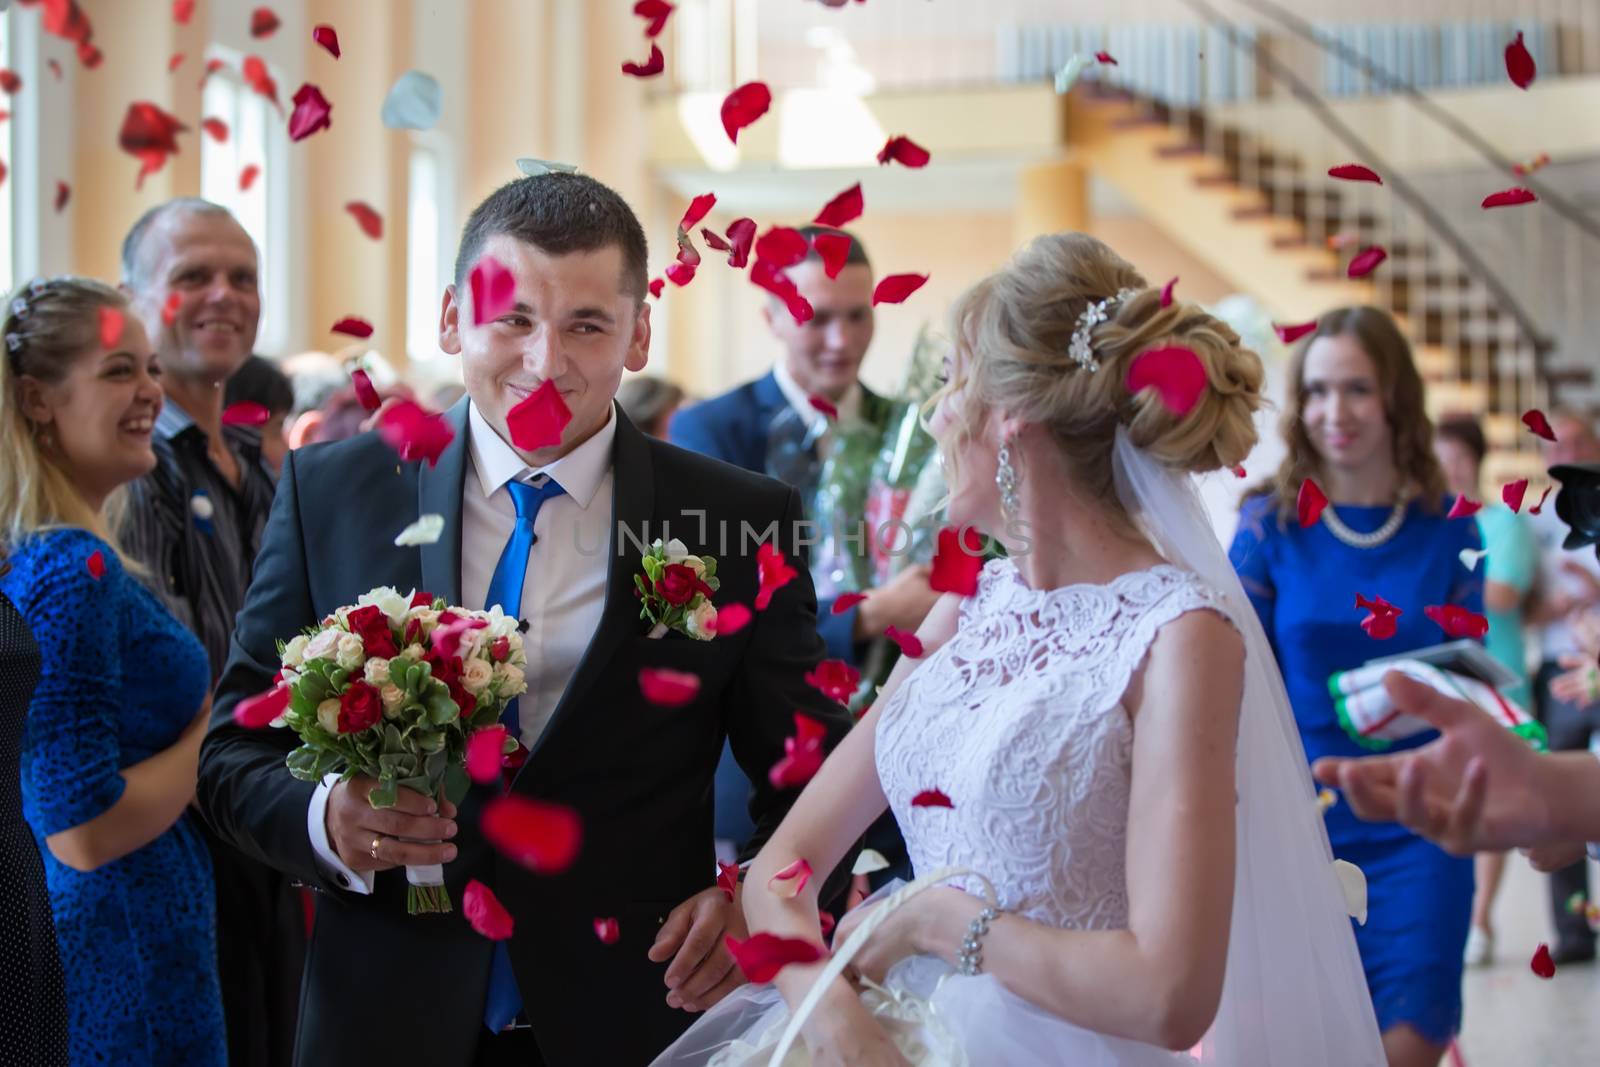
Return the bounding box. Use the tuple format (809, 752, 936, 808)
(1054, 54, 1092, 95)
(1459, 547, 1488, 571)
(381, 70, 442, 130)
(1332, 859, 1367, 925)
(851, 849, 891, 876)
(516, 157, 580, 177)
(394, 513, 446, 547)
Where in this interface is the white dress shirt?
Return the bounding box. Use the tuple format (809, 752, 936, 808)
(1529, 504, 1600, 660)
(771, 359, 863, 462)
(308, 401, 616, 892)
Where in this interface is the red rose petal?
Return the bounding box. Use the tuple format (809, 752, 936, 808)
(807, 395, 838, 420)
(768, 713, 827, 790)
(717, 860, 739, 902)
(77, 44, 103, 71)
(634, 0, 675, 38)
(708, 602, 752, 637)
(911, 788, 953, 808)
(1231, 465, 1247, 479)
(1531, 942, 1556, 978)
(872, 273, 928, 306)
(929, 526, 984, 595)
(54, 181, 70, 213)
(1347, 245, 1388, 278)
(200, 58, 227, 90)
(648, 277, 665, 299)
(621, 43, 665, 78)
(506, 379, 573, 451)
(701, 228, 732, 253)
(161, 292, 181, 327)
(313, 24, 341, 58)
(1529, 486, 1553, 515)
(767, 858, 813, 898)
(755, 226, 809, 269)
(221, 401, 271, 427)
(639, 667, 701, 707)
(233, 684, 290, 728)
(85, 550, 105, 580)
(832, 592, 868, 616)
(350, 368, 380, 412)
(751, 261, 813, 324)
(168, 52, 186, 73)
(805, 659, 861, 704)
(469, 254, 516, 326)
(47, 59, 62, 81)
(467, 725, 509, 785)
(755, 543, 799, 610)
(1482, 187, 1537, 209)
(1159, 276, 1178, 308)
(96, 306, 124, 349)
(239, 164, 261, 192)
(1126, 345, 1207, 417)
(813, 182, 864, 228)
(1505, 32, 1536, 90)
(173, 0, 195, 24)
(481, 795, 582, 873)
(331, 316, 374, 339)
(0, 70, 19, 94)
(665, 260, 698, 287)
(1423, 604, 1490, 640)
(725, 932, 824, 983)
(1297, 478, 1328, 528)
(678, 192, 716, 241)
(118, 102, 188, 189)
(1447, 494, 1483, 520)
(1522, 408, 1557, 442)
(288, 83, 333, 142)
(812, 232, 852, 280)
(1274, 319, 1318, 344)
(201, 117, 229, 143)
(594, 917, 621, 944)
(1095, 51, 1118, 65)
(725, 218, 757, 269)
(378, 399, 455, 467)
(884, 625, 924, 658)
(345, 201, 383, 240)
(463, 880, 515, 940)
(242, 55, 280, 110)
(250, 6, 281, 38)
(1502, 478, 1529, 513)
(1354, 593, 1403, 641)
(720, 81, 772, 144)
(1328, 163, 1382, 184)
(877, 134, 930, 168)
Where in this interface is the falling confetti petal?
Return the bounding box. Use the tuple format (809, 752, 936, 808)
(1522, 409, 1556, 442)
(1529, 486, 1553, 515)
(1530, 942, 1555, 978)
(469, 255, 516, 325)
(1347, 245, 1387, 278)
(707, 602, 751, 636)
(807, 395, 838, 420)
(725, 218, 756, 269)
(515, 158, 578, 177)
(242, 55, 281, 110)
(506, 379, 572, 451)
(911, 788, 954, 808)
(634, 0, 674, 37)
(1159, 276, 1177, 307)
(86, 550, 106, 579)
(1459, 547, 1488, 571)
(200, 59, 227, 90)
(312, 24, 340, 58)
(480, 795, 582, 873)
(852, 849, 891, 876)
(665, 260, 697, 287)
(173, 0, 195, 24)
(755, 543, 799, 610)
(54, 181, 69, 212)
(768, 712, 826, 789)
(647, 278, 664, 299)
(1505, 32, 1536, 89)
(201, 117, 229, 143)
(1297, 478, 1328, 528)
(1127, 346, 1207, 416)
(877, 134, 930, 168)
(1054, 54, 1092, 94)
(0, 70, 19, 94)
(168, 52, 185, 73)
(97, 306, 124, 349)
(750, 261, 813, 325)
(239, 164, 261, 192)
(805, 659, 860, 704)
(1502, 478, 1529, 512)
(639, 667, 700, 707)
(1354, 593, 1402, 640)
(930, 526, 984, 594)
(346, 201, 383, 239)
(754, 227, 809, 269)
(720, 81, 771, 144)
(1481, 187, 1538, 209)
(233, 684, 290, 728)
(222, 401, 271, 426)
(813, 183, 864, 228)
(872, 273, 928, 306)
(767, 858, 813, 898)
(466, 724, 508, 783)
(621, 43, 664, 78)
(594, 917, 621, 944)
(250, 7, 281, 38)
(717, 861, 739, 901)
(350, 368, 380, 411)
(161, 293, 181, 327)
(1274, 320, 1318, 344)
(381, 70, 442, 130)
(1424, 604, 1489, 640)
(700, 228, 731, 253)
(118, 102, 188, 189)
(330, 316, 373, 339)
(1095, 51, 1118, 65)
(831, 592, 868, 616)
(885, 625, 923, 658)
(1447, 495, 1482, 520)
(1328, 164, 1382, 184)
(1332, 859, 1367, 925)
(394, 513, 445, 547)
(463, 880, 515, 940)
(725, 933, 823, 983)
(287, 83, 333, 141)
(378, 400, 455, 467)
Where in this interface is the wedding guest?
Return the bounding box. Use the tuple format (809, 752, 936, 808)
(1229, 307, 1481, 1067)
(119, 198, 304, 1067)
(1432, 413, 1539, 968)
(224, 354, 294, 477)
(1524, 411, 1600, 965)
(0, 276, 224, 1065)
(618, 375, 687, 439)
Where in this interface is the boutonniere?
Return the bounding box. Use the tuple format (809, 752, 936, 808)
(635, 538, 721, 640)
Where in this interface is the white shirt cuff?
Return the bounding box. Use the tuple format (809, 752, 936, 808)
(308, 774, 375, 895)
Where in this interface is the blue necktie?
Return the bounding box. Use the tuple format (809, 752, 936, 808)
(482, 474, 565, 1035)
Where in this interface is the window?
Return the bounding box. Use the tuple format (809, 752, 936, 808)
(405, 132, 456, 368)
(0, 14, 13, 298)
(199, 47, 288, 352)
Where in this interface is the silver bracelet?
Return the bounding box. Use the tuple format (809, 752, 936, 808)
(956, 904, 1000, 976)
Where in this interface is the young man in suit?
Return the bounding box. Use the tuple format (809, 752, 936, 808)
(198, 174, 854, 1066)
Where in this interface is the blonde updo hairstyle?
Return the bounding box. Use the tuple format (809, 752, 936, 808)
(936, 232, 1264, 528)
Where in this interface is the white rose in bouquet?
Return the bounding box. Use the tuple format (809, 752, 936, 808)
(685, 600, 718, 640)
(400, 644, 425, 662)
(482, 606, 520, 640)
(357, 585, 411, 627)
(316, 698, 342, 735)
(303, 628, 342, 664)
(406, 606, 440, 631)
(380, 683, 405, 718)
(461, 657, 494, 695)
(281, 634, 311, 668)
(493, 661, 526, 694)
(363, 657, 391, 687)
(334, 633, 366, 672)
(663, 537, 690, 562)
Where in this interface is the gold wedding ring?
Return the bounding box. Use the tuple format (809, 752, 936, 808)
(369, 834, 382, 860)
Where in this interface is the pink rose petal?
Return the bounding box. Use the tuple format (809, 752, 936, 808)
(506, 379, 573, 452)
(665, 260, 698, 287)
(288, 83, 333, 141)
(481, 795, 582, 873)
(467, 725, 509, 784)
(708, 603, 752, 636)
(1529, 486, 1553, 515)
(725, 218, 757, 269)
(463, 879, 515, 940)
(222, 401, 271, 427)
(594, 916, 621, 944)
(250, 6, 281, 38)
(639, 667, 701, 707)
(350, 368, 380, 411)
(85, 550, 105, 580)
(431, 615, 488, 660)
(1482, 187, 1537, 209)
(1298, 478, 1328, 528)
(832, 592, 868, 616)
(201, 117, 229, 143)
(884, 625, 924, 658)
(648, 278, 665, 299)
(313, 24, 341, 58)
(1274, 319, 1318, 344)
(97, 306, 124, 349)
(242, 55, 280, 110)
(53, 181, 70, 213)
(1126, 345, 1207, 417)
(1502, 478, 1529, 513)
(717, 861, 739, 902)
(1447, 495, 1483, 520)
(755, 226, 809, 269)
(634, 0, 675, 37)
(1424, 604, 1489, 640)
(470, 254, 517, 326)
(346, 201, 383, 239)
(807, 395, 838, 420)
(1159, 276, 1178, 307)
(378, 399, 455, 467)
(1522, 408, 1557, 442)
(233, 684, 289, 728)
(1328, 163, 1382, 184)
(755, 543, 799, 610)
(1347, 245, 1387, 278)
(767, 858, 813, 898)
(1095, 51, 1118, 65)
(239, 165, 261, 192)
(769, 713, 827, 790)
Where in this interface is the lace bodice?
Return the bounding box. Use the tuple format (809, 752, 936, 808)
(875, 559, 1238, 931)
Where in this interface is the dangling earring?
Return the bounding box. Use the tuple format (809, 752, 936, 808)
(996, 439, 1021, 521)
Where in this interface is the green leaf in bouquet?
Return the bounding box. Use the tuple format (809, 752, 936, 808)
(417, 730, 448, 755)
(424, 749, 447, 780)
(285, 745, 321, 782)
(298, 671, 331, 705)
(633, 573, 651, 597)
(641, 556, 662, 581)
(328, 667, 349, 690)
(425, 691, 460, 725)
(443, 763, 470, 806)
(311, 747, 344, 780)
(379, 750, 418, 777)
(396, 774, 432, 797)
(382, 723, 405, 753)
(368, 776, 398, 809)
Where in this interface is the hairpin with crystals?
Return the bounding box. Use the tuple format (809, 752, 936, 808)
(1067, 287, 1140, 373)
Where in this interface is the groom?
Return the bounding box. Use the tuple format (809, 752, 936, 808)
(198, 174, 855, 1066)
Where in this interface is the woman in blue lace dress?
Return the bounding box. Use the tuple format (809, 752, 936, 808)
(1229, 308, 1481, 1067)
(0, 277, 224, 1066)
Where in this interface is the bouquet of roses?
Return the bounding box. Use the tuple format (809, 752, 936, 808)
(635, 538, 721, 640)
(273, 585, 526, 913)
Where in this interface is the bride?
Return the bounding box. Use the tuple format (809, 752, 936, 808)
(655, 233, 1384, 1066)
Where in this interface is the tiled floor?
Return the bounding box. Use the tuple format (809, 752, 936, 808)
(1458, 856, 1600, 1064)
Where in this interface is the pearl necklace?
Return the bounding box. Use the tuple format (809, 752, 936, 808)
(1320, 494, 1410, 549)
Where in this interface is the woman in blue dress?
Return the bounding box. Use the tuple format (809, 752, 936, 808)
(0, 277, 225, 1066)
(1229, 307, 1481, 1067)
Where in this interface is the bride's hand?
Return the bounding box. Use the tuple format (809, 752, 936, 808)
(832, 887, 969, 985)
(803, 987, 913, 1067)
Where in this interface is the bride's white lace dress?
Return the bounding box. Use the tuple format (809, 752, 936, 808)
(654, 559, 1241, 1066)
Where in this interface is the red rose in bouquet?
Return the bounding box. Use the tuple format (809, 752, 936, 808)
(655, 562, 714, 606)
(345, 604, 400, 658)
(337, 681, 383, 734)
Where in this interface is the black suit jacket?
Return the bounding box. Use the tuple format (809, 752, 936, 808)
(197, 401, 854, 1066)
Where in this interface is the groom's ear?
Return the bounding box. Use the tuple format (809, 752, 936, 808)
(439, 285, 463, 356)
(623, 300, 651, 374)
